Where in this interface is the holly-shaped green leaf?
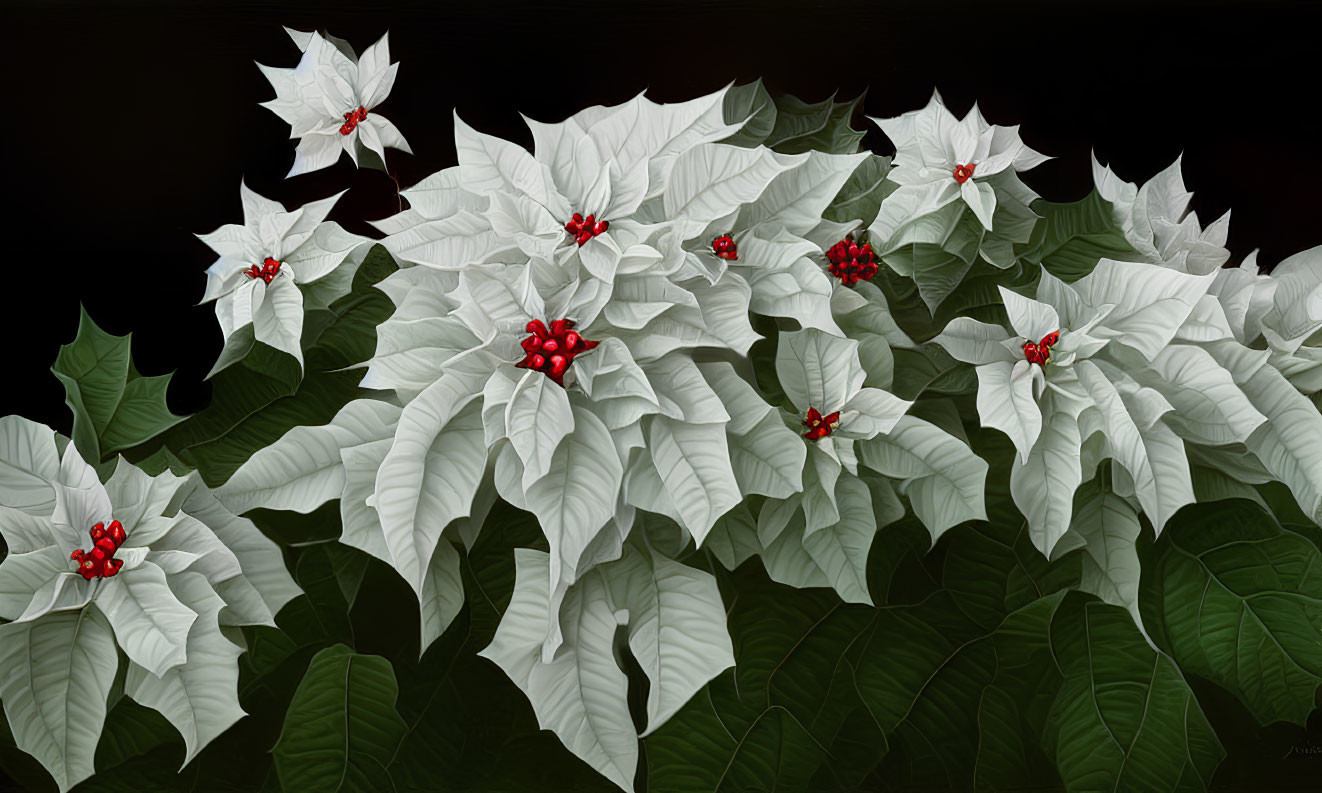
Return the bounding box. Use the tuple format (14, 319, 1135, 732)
(51, 306, 187, 465)
(765, 91, 867, 155)
(721, 79, 778, 148)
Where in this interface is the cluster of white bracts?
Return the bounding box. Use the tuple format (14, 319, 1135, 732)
(216, 85, 987, 791)
(203, 40, 1322, 790)
(934, 157, 1322, 637)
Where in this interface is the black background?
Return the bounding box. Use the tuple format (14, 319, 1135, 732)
(2, 2, 1322, 788)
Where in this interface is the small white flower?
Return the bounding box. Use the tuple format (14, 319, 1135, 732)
(872, 90, 1050, 232)
(198, 181, 369, 372)
(258, 28, 411, 177)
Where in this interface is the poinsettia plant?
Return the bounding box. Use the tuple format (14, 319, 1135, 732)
(2, 30, 1322, 793)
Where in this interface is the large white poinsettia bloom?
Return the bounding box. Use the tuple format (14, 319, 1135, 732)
(377, 87, 868, 324)
(198, 181, 370, 372)
(935, 260, 1239, 550)
(0, 416, 300, 792)
(258, 28, 411, 177)
(1095, 155, 1322, 382)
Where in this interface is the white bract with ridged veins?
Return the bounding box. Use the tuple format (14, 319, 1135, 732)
(198, 181, 371, 373)
(1092, 156, 1322, 528)
(701, 328, 987, 606)
(258, 28, 411, 177)
(0, 416, 300, 793)
(865, 91, 1050, 309)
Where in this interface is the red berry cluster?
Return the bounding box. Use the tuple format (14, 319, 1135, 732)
(244, 257, 283, 285)
(340, 106, 368, 136)
(953, 163, 976, 184)
(802, 407, 841, 441)
(516, 319, 600, 386)
(1022, 331, 1060, 367)
(70, 520, 127, 580)
(825, 239, 879, 286)
(711, 234, 738, 260)
(565, 213, 610, 246)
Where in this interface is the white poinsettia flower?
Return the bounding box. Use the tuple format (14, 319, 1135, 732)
(697, 328, 986, 606)
(754, 329, 911, 603)
(1092, 153, 1231, 275)
(933, 258, 1244, 555)
(258, 28, 411, 177)
(0, 416, 300, 793)
(871, 90, 1050, 234)
(1170, 245, 1322, 524)
(1090, 155, 1322, 521)
(198, 181, 370, 372)
(861, 92, 1046, 310)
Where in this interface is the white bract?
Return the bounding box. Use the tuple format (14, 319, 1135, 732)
(1093, 157, 1322, 524)
(480, 540, 733, 792)
(1092, 153, 1231, 274)
(258, 28, 411, 177)
(198, 181, 371, 373)
(866, 91, 1049, 308)
(701, 328, 986, 605)
(934, 259, 1236, 554)
(0, 416, 300, 792)
(375, 87, 864, 339)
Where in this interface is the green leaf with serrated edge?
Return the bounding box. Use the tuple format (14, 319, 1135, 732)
(824, 153, 895, 226)
(766, 91, 866, 155)
(1017, 190, 1138, 283)
(51, 306, 187, 464)
(720, 79, 777, 148)
(763, 93, 834, 151)
(1140, 498, 1322, 726)
(272, 644, 407, 793)
(131, 445, 193, 478)
(125, 246, 399, 487)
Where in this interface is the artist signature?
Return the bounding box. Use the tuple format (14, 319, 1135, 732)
(1282, 737, 1322, 760)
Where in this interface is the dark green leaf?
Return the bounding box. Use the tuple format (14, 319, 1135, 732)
(1140, 499, 1322, 726)
(824, 153, 894, 226)
(51, 306, 187, 463)
(720, 79, 777, 148)
(1044, 593, 1224, 792)
(765, 91, 866, 155)
(1018, 190, 1138, 283)
(272, 645, 407, 793)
